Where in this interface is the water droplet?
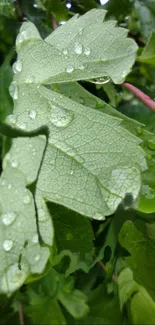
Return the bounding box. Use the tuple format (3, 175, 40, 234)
(32, 233, 39, 244)
(84, 48, 90, 56)
(26, 76, 35, 83)
(1, 179, 6, 186)
(74, 42, 82, 55)
(50, 106, 74, 128)
(70, 170, 74, 175)
(59, 20, 66, 25)
(63, 49, 68, 55)
(16, 30, 29, 47)
(11, 160, 18, 168)
(94, 212, 104, 220)
(147, 154, 152, 160)
(147, 138, 155, 150)
(29, 110, 37, 120)
(66, 2, 72, 9)
(34, 254, 40, 262)
(79, 64, 85, 70)
(12, 60, 22, 74)
(136, 126, 143, 135)
(89, 76, 110, 84)
(0, 262, 29, 294)
(9, 81, 18, 100)
(33, 3, 38, 7)
(6, 114, 17, 125)
(23, 195, 31, 205)
(20, 123, 26, 130)
(3, 239, 13, 251)
(2, 212, 17, 225)
(8, 184, 12, 190)
(66, 65, 74, 73)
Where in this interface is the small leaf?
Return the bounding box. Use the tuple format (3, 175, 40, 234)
(138, 31, 155, 65)
(119, 221, 155, 299)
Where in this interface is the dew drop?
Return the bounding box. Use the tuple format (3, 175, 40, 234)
(2, 212, 17, 225)
(11, 160, 18, 168)
(66, 65, 74, 73)
(16, 30, 29, 46)
(89, 77, 110, 84)
(0, 262, 29, 294)
(63, 49, 68, 55)
(29, 109, 37, 120)
(50, 106, 74, 128)
(12, 60, 22, 74)
(8, 184, 12, 190)
(84, 48, 90, 56)
(6, 114, 17, 125)
(32, 233, 39, 244)
(70, 170, 74, 175)
(9, 81, 18, 100)
(1, 179, 6, 186)
(20, 123, 26, 130)
(34, 254, 40, 262)
(23, 195, 31, 205)
(74, 42, 83, 55)
(3, 239, 13, 251)
(147, 138, 155, 150)
(136, 126, 143, 135)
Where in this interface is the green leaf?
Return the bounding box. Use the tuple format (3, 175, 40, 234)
(135, 0, 155, 39)
(58, 276, 89, 319)
(7, 82, 147, 220)
(49, 203, 94, 258)
(25, 297, 66, 325)
(77, 282, 121, 324)
(15, 10, 138, 84)
(119, 221, 155, 299)
(0, 57, 13, 121)
(0, 10, 147, 295)
(0, 137, 52, 295)
(118, 267, 155, 325)
(138, 30, 155, 65)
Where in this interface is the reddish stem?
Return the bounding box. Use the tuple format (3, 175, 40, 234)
(99, 261, 118, 283)
(18, 301, 24, 325)
(122, 82, 155, 112)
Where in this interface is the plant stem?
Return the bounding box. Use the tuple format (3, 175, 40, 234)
(18, 301, 24, 325)
(122, 82, 155, 112)
(99, 261, 118, 283)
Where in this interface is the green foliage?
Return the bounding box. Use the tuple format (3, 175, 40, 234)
(1, 0, 155, 324)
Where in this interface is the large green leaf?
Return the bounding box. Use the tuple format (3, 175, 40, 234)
(14, 10, 138, 84)
(119, 221, 155, 299)
(0, 137, 51, 295)
(0, 10, 147, 295)
(0, 56, 13, 121)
